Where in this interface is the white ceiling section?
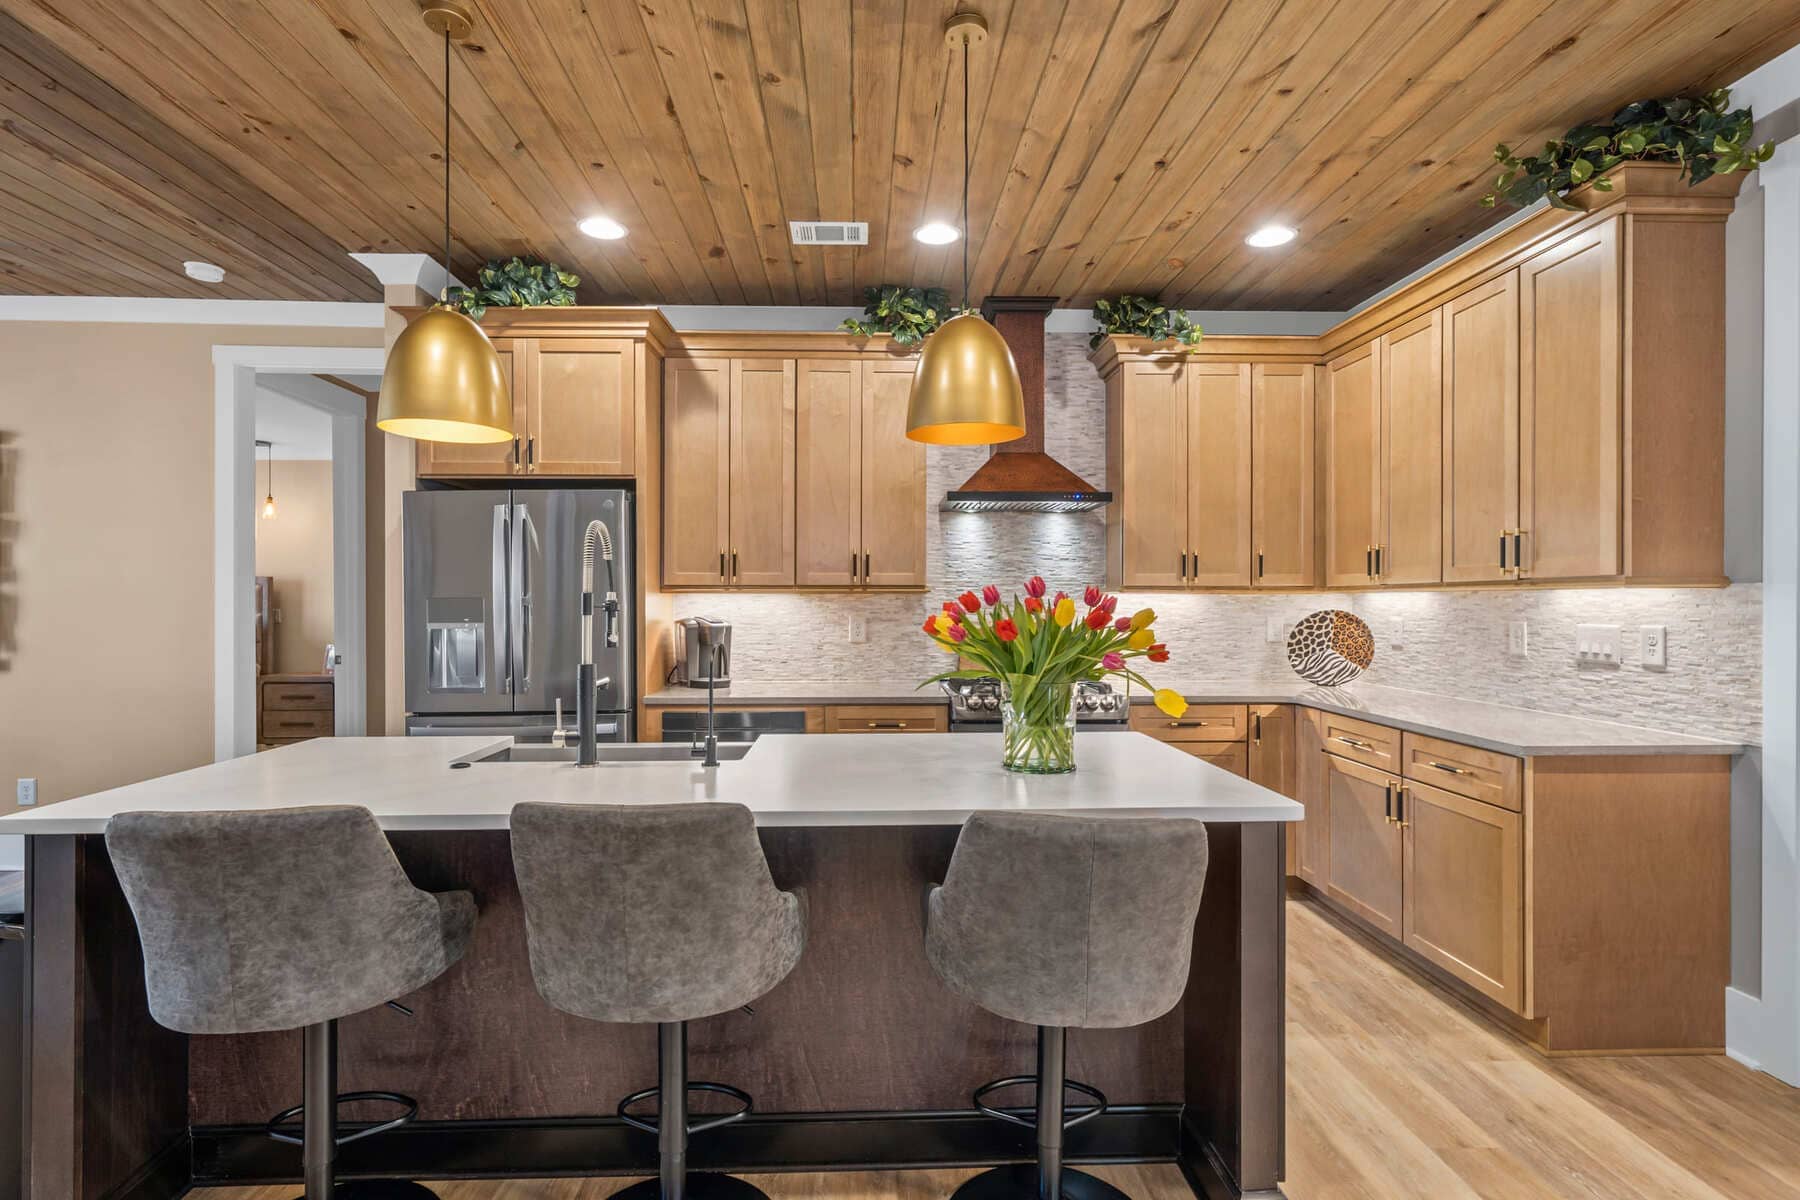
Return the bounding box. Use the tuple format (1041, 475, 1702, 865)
(254, 377, 338, 460)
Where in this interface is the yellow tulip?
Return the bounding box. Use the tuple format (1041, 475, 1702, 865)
(1130, 607, 1156, 631)
(1153, 688, 1189, 719)
(1127, 627, 1154, 651)
(1053, 597, 1075, 627)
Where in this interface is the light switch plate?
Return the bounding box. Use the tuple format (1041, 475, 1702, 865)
(1641, 624, 1667, 670)
(1267, 616, 1285, 645)
(1389, 619, 1405, 649)
(1507, 621, 1528, 658)
(16, 778, 36, 807)
(1576, 623, 1622, 665)
(847, 614, 868, 644)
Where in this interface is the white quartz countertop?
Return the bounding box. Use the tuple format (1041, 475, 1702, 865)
(0, 732, 1302, 835)
(651, 679, 1742, 756)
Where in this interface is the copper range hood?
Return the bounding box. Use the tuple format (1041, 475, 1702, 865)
(940, 296, 1112, 513)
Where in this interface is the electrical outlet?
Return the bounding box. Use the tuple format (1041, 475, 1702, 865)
(1507, 621, 1528, 658)
(1389, 619, 1405, 649)
(1641, 624, 1667, 670)
(847, 614, 868, 644)
(1576, 623, 1622, 665)
(16, 778, 36, 807)
(1267, 616, 1286, 645)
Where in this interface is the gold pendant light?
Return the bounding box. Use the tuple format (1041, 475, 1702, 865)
(376, 2, 514, 445)
(906, 12, 1025, 446)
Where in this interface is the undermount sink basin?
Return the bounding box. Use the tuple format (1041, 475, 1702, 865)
(455, 742, 754, 766)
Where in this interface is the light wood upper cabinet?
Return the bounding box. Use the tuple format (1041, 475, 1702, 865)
(859, 360, 928, 587)
(1401, 777, 1523, 1012)
(1442, 273, 1520, 583)
(1379, 311, 1442, 585)
(1323, 342, 1382, 586)
(795, 360, 861, 587)
(1520, 219, 1621, 580)
(1188, 364, 1253, 587)
(1324, 753, 1405, 939)
(418, 338, 634, 478)
(662, 360, 732, 586)
(1114, 362, 1190, 589)
(415, 341, 525, 477)
(727, 359, 796, 587)
(1251, 363, 1316, 587)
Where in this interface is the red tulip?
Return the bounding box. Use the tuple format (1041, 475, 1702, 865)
(1148, 644, 1169, 663)
(1102, 651, 1125, 670)
(921, 617, 938, 635)
(1053, 591, 1069, 607)
(1085, 608, 1109, 630)
(982, 584, 1001, 606)
(942, 600, 961, 615)
(1083, 585, 1102, 607)
(1025, 575, 1047, 598)
(959, 591, 981, 613)
(1100, 594, 1118, 615)
(995, 618, 1019, 642)
(1114, 616, 1133, 632)
(947, 622, 968, 643)
(1024, 596, 1044, 614)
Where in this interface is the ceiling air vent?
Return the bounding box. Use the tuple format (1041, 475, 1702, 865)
(789, 221, 868, 246)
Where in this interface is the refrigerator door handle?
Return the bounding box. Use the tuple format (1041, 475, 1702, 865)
(492, 503, 511, 693)
(513, 503, 536, 693)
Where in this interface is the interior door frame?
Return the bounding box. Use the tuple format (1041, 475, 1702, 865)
(213, 345, 384, 760)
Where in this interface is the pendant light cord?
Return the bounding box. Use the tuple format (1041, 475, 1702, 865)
(961, 33, 970, 315)
(442, 26, 452, 301)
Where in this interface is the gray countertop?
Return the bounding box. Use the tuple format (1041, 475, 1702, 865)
(647, 679, 1743, 757)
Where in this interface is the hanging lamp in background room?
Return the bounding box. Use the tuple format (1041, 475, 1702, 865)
(258, 440, 277, 520)
(376, 1, 513, 445)
(906, 12, 1025, 446)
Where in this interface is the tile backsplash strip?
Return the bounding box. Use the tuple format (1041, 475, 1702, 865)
(670, 334, 1762, 745)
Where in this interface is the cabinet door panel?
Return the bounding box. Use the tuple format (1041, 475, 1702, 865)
(663, 360, 731, 586)
(1119, 363, 1189, 588)
(1248, 704, 1297, 799)
(1294, 709, 1329, 886)
(795, 360, 861, 586)
(1521, 220, 1622, 580)
(1324, 754, 1404, 939)
(729, 359, 796, 586)
(416, 340, 524, 477)
(1381, 311, 1442, 585)
(529, 338, 634, 475)
(1188, 363, 1252, 586)
(1251, 364, 1315, 587)
(1443, 274, 1520, 582)
(1402, 779, 1524, 1012)
(860, 361, 928, 587)
(1323, 342, 1382, 586)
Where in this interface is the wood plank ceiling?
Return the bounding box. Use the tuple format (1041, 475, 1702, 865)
(1, 0, 1797, 308)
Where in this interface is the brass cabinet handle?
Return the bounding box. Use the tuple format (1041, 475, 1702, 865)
(1427, 760, 1474, 776)
(1257, 549, 1265, 579)
(1396, 784, 1408, 828)
(1366, 545, 1373, 579)
(1513, 529, 1526, 575)
(719, 550, 726, 581)
(850, 552, 858, 581)
(526, 436, 535, 467)
(731, 549, 739, 579)
(1180, 551, 1187, 580)
(1334, 735, 1374, 750)
(512, 437, 522, 466)
(1500, 530, 1508, 571)
(1167, 720, 1212, 728)
(864, 551, 871, 579)
(867, 720, 909, 729)
(1374, 545, 1383, 577)
(1384, 780, 1395, 823)
(1252, 712, 1262, 742)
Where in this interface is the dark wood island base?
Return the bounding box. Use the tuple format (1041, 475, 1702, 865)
(23, 823, 1285, 1200)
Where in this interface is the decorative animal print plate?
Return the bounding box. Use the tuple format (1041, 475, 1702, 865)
(1286, 610, 1374, 686)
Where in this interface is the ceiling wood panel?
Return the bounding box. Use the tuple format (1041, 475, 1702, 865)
(1, 0, 1796, 307)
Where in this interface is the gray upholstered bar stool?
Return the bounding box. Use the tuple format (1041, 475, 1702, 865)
(511, 801, 805, 1200)
(926, 812, 1210, 1200)
(106, 806, 476, 1200)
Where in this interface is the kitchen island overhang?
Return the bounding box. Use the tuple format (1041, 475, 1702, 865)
(5, 734, 1298, 1200)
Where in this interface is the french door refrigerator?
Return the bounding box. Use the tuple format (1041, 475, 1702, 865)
(404, 487, 635, 742)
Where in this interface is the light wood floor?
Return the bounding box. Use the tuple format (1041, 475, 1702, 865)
(198, 899, 1800, 1200)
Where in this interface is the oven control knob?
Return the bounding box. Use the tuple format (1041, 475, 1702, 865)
(1076, 694, 1094, 711)
(980, 693, 998, 711)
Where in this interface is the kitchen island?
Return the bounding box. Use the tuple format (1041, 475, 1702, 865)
(3, 734, 1298, 1200)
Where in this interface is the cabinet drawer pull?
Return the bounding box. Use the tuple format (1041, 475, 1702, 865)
(867, 720, 909, 729)
(1427, 760, 1474, 776)
(1167, 720, 1211, 728)
(276, 692, 315, 702)
(731, 549, 739, 579)
(1333, 735, 1374, 750)
(1396, 785, 1408, 828)
(850, 552, 859, 581)
(719, 551, 726, 581)
(1252, 712, 1262, 742)
(1384, 780, 1395, 824)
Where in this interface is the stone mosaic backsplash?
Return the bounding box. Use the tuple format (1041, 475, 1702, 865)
(669, 334, 1762, 745)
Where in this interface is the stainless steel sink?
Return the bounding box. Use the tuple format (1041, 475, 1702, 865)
(454, 742, 754, 766)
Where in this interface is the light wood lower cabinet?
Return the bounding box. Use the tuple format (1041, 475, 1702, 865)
(1323, 754, 1406, 939)
(1401, 777, 1523, 1011)
(1293, 709, 1330, 887)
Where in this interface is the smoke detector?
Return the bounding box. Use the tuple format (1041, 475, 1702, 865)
(789, 221, 868, 246)
(183, 260, 226, 283)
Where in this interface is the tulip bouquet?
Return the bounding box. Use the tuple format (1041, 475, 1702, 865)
(921, 577, 1190, 773)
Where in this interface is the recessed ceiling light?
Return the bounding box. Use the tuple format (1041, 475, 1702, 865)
(914, 222, 961, 245)
(578, 215, 627, 240)
(1244, 225, 1296, 248)
(183, 260, 226, 283)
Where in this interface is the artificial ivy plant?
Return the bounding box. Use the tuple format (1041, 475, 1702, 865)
(839, 285, 953, 346)
(445, 255, 580, 320)
(1483, 88, 1772, 211)
(1088, 295, 1203, 350)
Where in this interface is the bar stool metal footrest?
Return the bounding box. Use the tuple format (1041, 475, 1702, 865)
(266, 1090, 420, 1148)
(618, 1080, 753, 1138)
(972, 1074, 1108, 1132)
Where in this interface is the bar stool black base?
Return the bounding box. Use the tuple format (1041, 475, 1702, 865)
(287, 1181, 441, 1200)
(609, 1172, 773, 1200)
(943, 1165, 1123, 1200)
(949, 1164, 1132, 1200)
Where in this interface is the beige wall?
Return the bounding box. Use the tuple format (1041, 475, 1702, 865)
(254, 458, 334, 675)
(0, 320, 381, 816)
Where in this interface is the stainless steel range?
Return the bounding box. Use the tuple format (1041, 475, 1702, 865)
(943, 678, 1131, 731)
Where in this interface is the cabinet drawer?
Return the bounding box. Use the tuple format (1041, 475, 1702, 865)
(1129, 704, 1247, 742)
(1318, 712, 1399, 771)
(1190, 741, 1247, 777)
(261, 681, 333, 711)
(1402, 732, 1522, 812)
(260, 709, 332, 738)
(824, 705, 948, 734)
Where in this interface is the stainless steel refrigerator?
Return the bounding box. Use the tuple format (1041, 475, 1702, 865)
(404, 487, 635, 742)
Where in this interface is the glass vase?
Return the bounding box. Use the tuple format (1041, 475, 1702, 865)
(1000, 680, 1077, 774)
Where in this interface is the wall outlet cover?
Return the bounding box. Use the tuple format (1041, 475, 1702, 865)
(847, 614, 868, 644)
(16, 778, 37, 806)
(1641, 624, 1668, 670)
(1389, 619, 1405, 649)
(1266, 616, 1285, 644)
(1507, 621, 1528, 658)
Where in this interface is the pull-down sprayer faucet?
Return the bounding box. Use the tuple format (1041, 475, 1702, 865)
(576, 519, 620, 768)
